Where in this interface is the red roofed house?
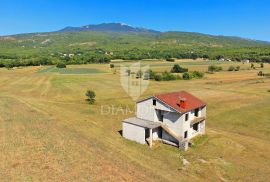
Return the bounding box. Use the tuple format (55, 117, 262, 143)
(122, 91, 206, 151)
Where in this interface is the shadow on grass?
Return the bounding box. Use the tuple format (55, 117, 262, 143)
(118, 130, 123, 136)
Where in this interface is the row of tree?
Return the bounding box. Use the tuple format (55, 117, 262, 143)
(1, 46, 270, 68)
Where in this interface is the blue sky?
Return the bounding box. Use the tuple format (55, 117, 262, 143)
(0, 0, 269, 41)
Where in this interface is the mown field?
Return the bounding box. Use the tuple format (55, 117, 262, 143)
(0, 60, 270, 181)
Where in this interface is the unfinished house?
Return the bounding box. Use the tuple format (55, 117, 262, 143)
(122, 91, 206, 151)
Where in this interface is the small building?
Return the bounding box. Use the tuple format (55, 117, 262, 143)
(242, 59, 250, 63)
(122, 91, 206, 151)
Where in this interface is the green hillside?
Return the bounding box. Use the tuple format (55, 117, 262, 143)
(0, 31, 270, 67)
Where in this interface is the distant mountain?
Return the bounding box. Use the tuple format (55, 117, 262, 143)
(59, 23, 160, 33)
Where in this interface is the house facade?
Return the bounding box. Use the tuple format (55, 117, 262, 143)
(122, 91, 206, 151)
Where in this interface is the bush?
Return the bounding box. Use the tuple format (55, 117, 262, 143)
(251, 63, 255, 69)
(228, 65, 235, 71)
(235, 65, 240, 71)
(171, 64, 188, 73)
(166, 58, 175, 62)
(4, 63, 14, 70)
(136, 70, 143, 78)
(126, 69, 131, 76)
(162, 71, 177, 81)
(261, 63, 264, 68)
(208, 65, 223, 72)
(85, 90, 96, 104)
(56, 62, 66, 68)
(145, 69, 156, 79)
(182, 72, 191, 80)
(154, 74, 162, 81)
(191, 71, 204, 79)
(110, 64, 114, 68)
(258, 71, 264, 76)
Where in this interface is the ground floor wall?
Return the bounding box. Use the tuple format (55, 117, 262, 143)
(122, 122, 146, 144)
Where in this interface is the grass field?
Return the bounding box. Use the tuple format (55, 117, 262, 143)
(0, 60, 270, 181)
(37, 66, 106, 74)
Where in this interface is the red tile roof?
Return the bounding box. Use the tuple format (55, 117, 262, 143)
(154, 91, 206, 113)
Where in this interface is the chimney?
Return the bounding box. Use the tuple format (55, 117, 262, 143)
(179, 97, 187, 109)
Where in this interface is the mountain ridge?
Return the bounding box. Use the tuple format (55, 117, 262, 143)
(58, 23, 160, 34)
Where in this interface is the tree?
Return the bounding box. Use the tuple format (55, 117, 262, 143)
(166, 58, 175, 62)
(85, 90, 96, 104)
(56, 62, 66, 68)
(171, 64, 188, 73)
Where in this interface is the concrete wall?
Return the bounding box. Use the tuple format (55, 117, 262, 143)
(162, 106, 207, 141)
(152, 128, 160, 140)
(122, 122, 146, 144)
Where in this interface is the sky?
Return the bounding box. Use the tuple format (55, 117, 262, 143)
(0, 0, 270, 41)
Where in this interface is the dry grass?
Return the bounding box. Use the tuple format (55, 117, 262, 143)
(0, 61, 270, 181)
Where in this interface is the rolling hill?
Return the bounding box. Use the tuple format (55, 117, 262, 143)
(0, 23, 270, 66)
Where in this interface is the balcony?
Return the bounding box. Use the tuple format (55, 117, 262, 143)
(190, 116, 206, 126)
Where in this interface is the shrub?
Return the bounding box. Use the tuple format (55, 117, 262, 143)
(191, 71, 204, 79)
(85, 90, 96, 104)
(126, 69, 131, 76)
(149, 69, 156, 79)
(171, 64, 188, 73)
(154, 74, 162, 81)
(145, 69, 156, 79)
(162, 71, 177, 81)
(208, 65, 223, 72)
(143, 73, 150, 80)
(136, 70, 143, 78)
(182, 72, 191, 80)
(56, 62, 66, 68)
(166, 58, 175, 62)
(110, 64, 114, 68)
(251, 63, 255, 69)
(235, 66, 240, 71)
(258, 71, 264, 76)
(228, 65, 235, 71)
(261, 63, 264, 68)
(4, 63, 14, 70)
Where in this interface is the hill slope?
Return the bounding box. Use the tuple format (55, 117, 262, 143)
(0, 23, 270, 66)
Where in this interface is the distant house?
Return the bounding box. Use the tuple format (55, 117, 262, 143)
(218, 58, 225, 62)
(122, 91, 206, 151)
(242, 59, 250, 63)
